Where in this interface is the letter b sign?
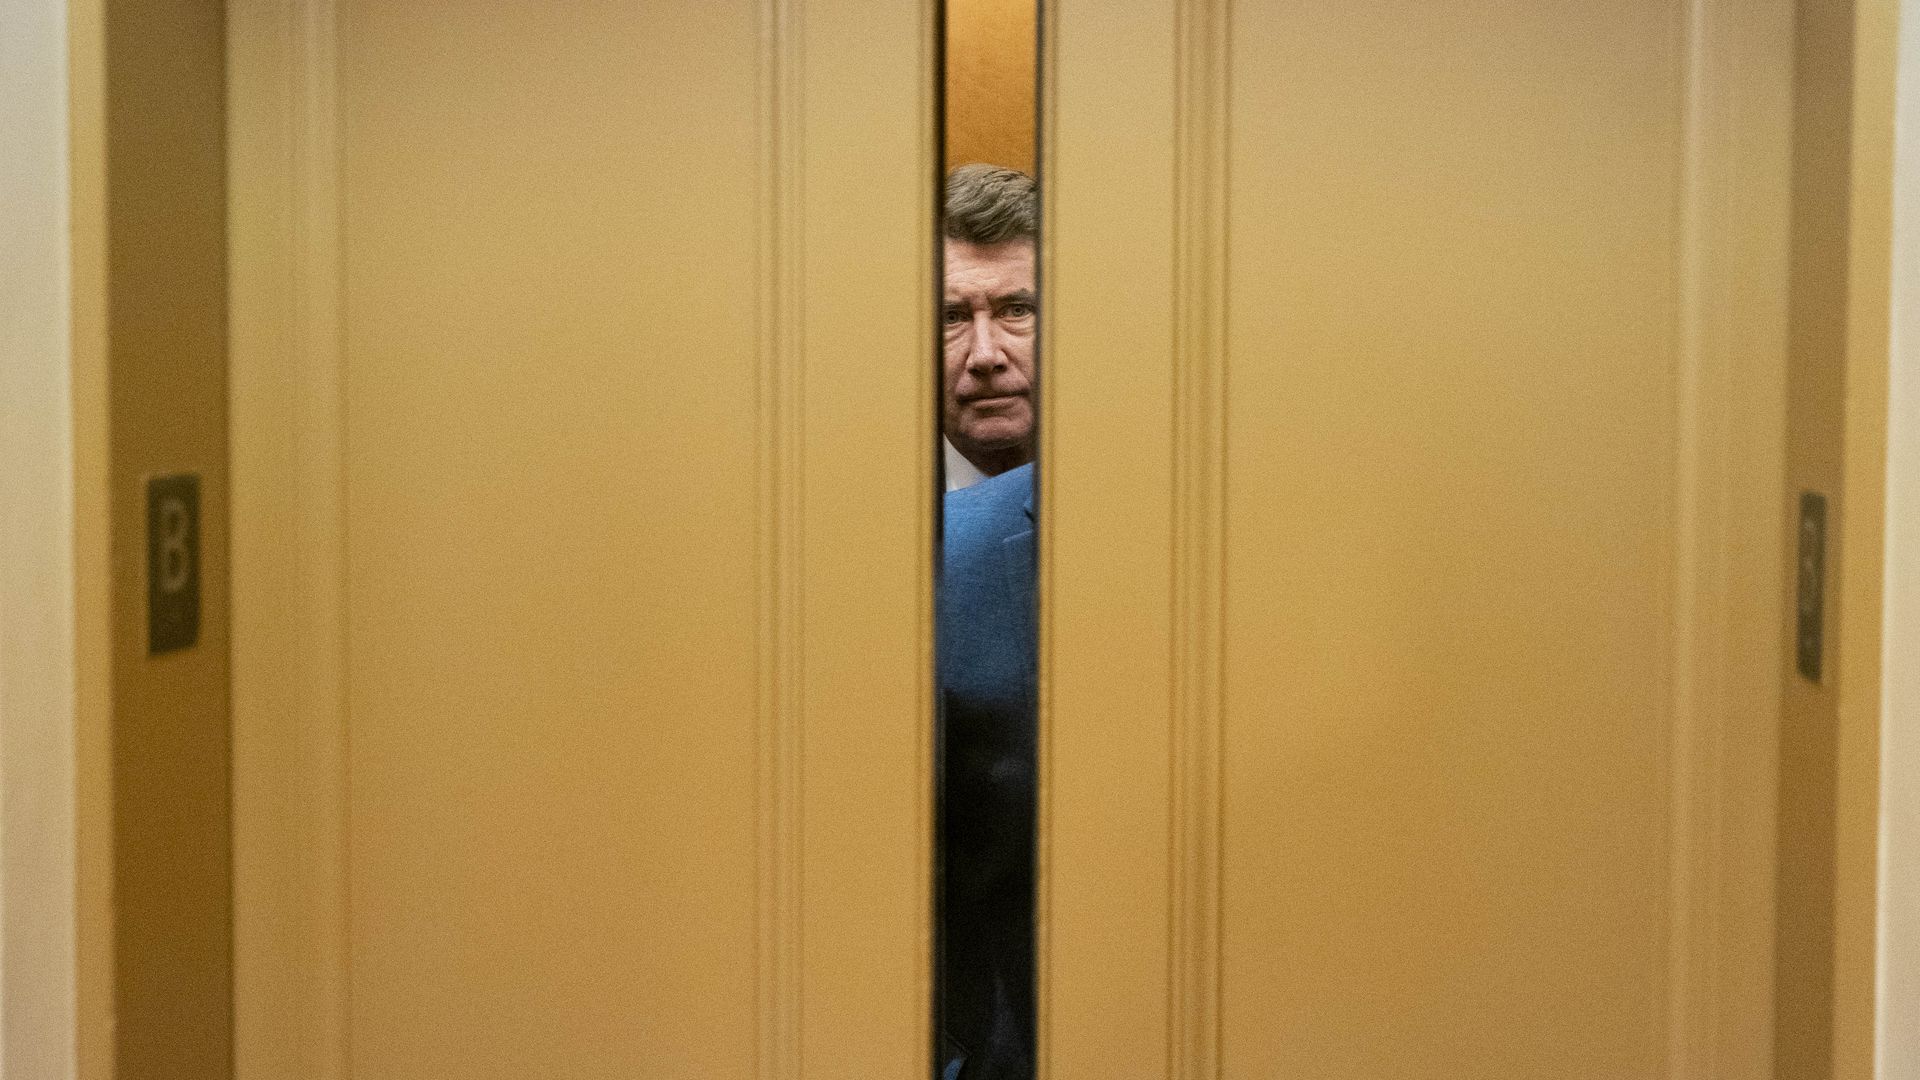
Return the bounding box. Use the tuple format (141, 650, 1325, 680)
(147, 473, 200, 654)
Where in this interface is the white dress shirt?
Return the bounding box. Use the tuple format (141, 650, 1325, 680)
(944, 437, 989, 491)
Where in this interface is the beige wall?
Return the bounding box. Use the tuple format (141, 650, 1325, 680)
(1, 0, 78, 1074)
(68, 0, 115, 1073)
(946, 0, 1036, 174)
(1883, 3, 1920, 1070)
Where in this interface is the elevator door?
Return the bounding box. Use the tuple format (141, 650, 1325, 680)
(234, 0, 1795, 1077)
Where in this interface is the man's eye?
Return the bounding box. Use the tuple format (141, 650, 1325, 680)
(1002, 303, 1034, 318)
(943, 309, 967, 325)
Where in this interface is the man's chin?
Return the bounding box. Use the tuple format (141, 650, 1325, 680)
(951, 429, 1034, 469)
(959, 426, 1032, 449)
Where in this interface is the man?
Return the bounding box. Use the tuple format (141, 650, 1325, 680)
(938, 163, 1039, 1080)
(942, 165, 1037, 491)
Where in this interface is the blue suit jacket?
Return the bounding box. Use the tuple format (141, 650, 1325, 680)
(938, 463, 1036, 1080)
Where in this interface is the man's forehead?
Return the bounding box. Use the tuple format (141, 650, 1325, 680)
(943, 244, 1035, 300)
(945, 235, 1034, 259)
(945, 239, 1033, 272)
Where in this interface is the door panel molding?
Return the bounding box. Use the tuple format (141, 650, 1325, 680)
(792, 0, 938, 1075)
(756, 0, 805, 1069)
(1671, 0, 1794, 1075)
(229, 0, 348, 1072)
(1167, 0, 1231, 1076)
(1039, 0, 1181, 1074)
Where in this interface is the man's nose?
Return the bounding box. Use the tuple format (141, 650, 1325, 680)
(964, 312, 1007, 373)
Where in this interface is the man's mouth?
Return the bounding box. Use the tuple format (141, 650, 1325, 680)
(964, 392, 1027, 406)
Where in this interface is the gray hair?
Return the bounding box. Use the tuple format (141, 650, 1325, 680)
(944, 164, 1037, 246)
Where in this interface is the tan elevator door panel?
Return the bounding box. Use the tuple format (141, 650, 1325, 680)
(231, 0, 935, 1075)
(1223, 2, 1677, 1072)
(1045, 0, 1787, 1075)
(342, 4, 765, 1073)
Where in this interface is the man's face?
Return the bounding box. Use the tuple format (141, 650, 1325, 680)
(943, 238, 1036, 471)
